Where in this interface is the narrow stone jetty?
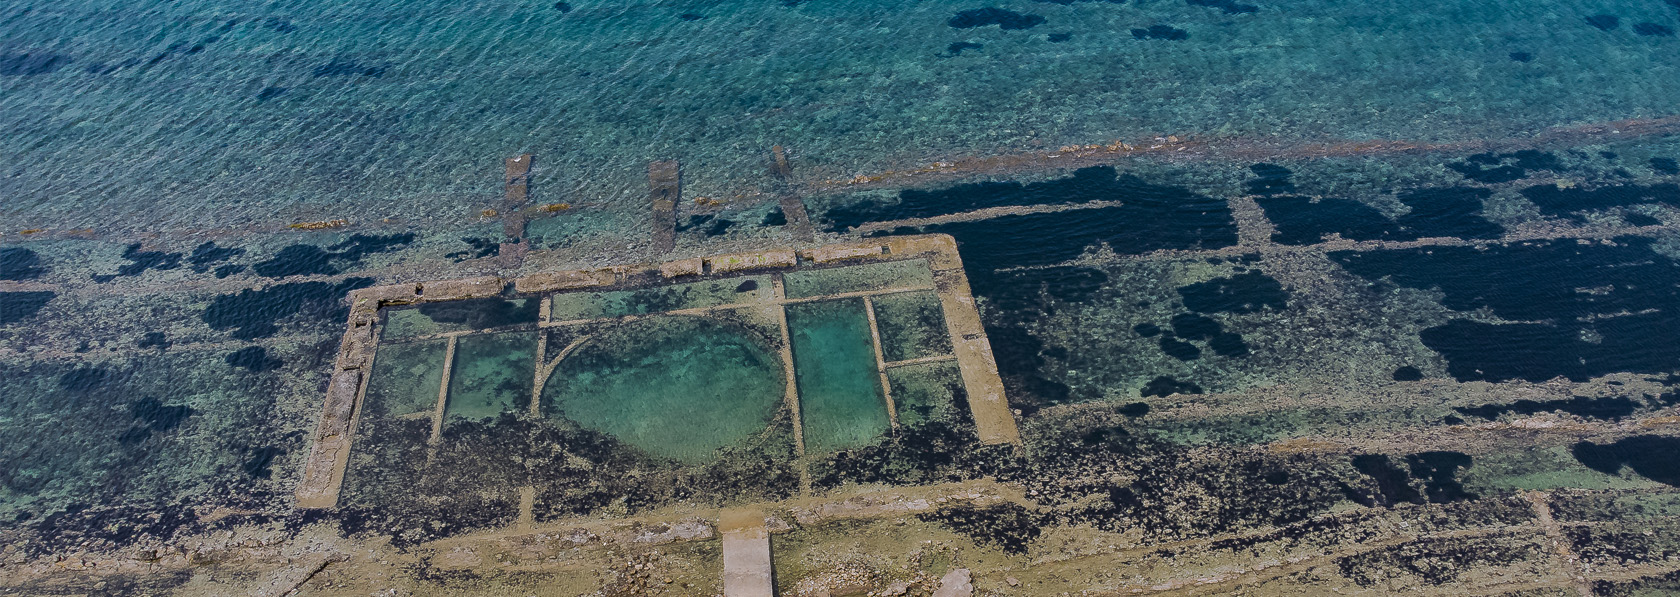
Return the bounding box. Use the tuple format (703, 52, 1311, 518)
(720, 508, 774, 597)
(770, 145, 814, 241)
(649, 160, 679, 253)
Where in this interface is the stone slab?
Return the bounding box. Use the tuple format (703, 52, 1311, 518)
(709, 249, 797, 274)
(513, 269, 615, 293)
(419, 276, 504, 301)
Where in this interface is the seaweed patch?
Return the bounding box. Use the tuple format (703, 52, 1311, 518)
(445, 237, 501, 262)
(1256, 196, 1407, 244)
(1586, 14, 1620, 31)
(1572, 435, 1680, 486)
(1245, 163, 1295, 195)
(1187, 0, 1256, 14)
(1519, 182, 1680, 224)
(1140, 375, 1201, 397)
(1177, 271, 1287, 314)
(202, 278, 374, 339)
(1132, 25, 1189, 40)
(948, 8, 1046, 30)
(252, 233, 415, 278)
(0, 53, 72, 76)
(0, 247, 48, 280)
(1446, 150, 1563, 183)
(92, 243, 183, 283)
(1455, 395, 1638, 421)
(225, 346, 284, 372)
(0, 291, 55, 325)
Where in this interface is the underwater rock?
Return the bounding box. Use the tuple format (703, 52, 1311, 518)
(1116, 402, 1150, 416)
(1509, 51, 1534, 62)
(705, 217, 735, 236)
(225, 346, 284, 372)
(760, 207, 787, 226)
(1132, 25, 1189, 40)
(948, 8, 1046, 30)
(0, 247, 48, 280)
(1245, 163, 1295, 195)
(1653, 157, 1680, 175)
(1047, 32, 1072, 42)
(128, 397, 193, 435)
(1187, 0, 1256, 14)
(1177, 271, 1287, 314)
(0, 291, 54, 325)
(679, 13, 704, 21)
(202, 278, 374, 339)
(92, 243, 184, 283)
(0, 52, 72, 76)
(1635, 22, 1676, 36)
(1133, 322, 1162, 337)
(1586, 14, 1620, 31)
(1572, 435, 1680, 486)
(1454, 395, 1637, 421)
(1140, 376, 1201, 397)
(1391, 366, 1423, 381)
(946, 42, 984, 56)
(553, 1, 573, 11)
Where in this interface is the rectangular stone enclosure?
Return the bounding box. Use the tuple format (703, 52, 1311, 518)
(296, 234, 1018, 509)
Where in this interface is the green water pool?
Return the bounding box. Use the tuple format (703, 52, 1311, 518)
(786, 299, 892, 453)
(542, 316, 786, 464)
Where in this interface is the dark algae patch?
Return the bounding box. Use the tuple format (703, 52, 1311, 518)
(948, 8, 1046, 30)
(446, 237, 501, 261)
(252, 233, 414, 278)
(1187, 0, 1256, 14)
(1586, 14, 1621, 31)
(0, 291, 55, 325)
(1653, 157, 1680, 175)
(1455, 395, 1637, 421)
(1246, 163, 1294, 195)
(1393, 187, 1503, 239)
(1446, 150, 1563, 183)
(919, 503, 1042, 555)
(417, 297, 539, 330)
(1572, 435, 1680, 486)
(1519, 182, 1680, 223)
(92, 243, 183, 282)
(1177, 271, 1287, 314)
(224, 346, 283, 372)
(1331, 238, 1680, 382)
(187, 241, 243, 273)
(0, 248, 48, 280)
(1140, 376, 1201, 397)
(1132, 25, 1189, 40)
(1256, 196, 1406, 244)
(0, 53, 72, 76)
(202, 278, 374, 339)
(1635, 22, 1676, 36)
(1392, 366, 1423, 381)
(945, 42, 983, 56)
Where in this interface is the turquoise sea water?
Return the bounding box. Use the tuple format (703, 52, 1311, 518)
(8, 0, 1680, 590)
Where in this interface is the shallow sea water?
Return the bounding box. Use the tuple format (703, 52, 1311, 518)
(8, 0, 1680, 593)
